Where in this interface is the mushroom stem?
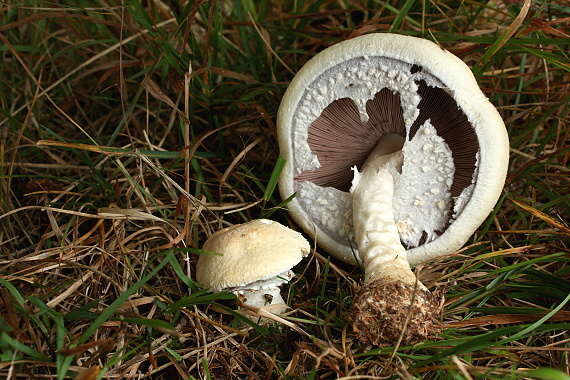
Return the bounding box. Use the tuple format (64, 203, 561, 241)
(350, 134, 440, 346)
(236, 287, 285, 309)
(229, 269, 296, 315)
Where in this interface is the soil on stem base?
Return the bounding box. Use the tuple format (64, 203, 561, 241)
(350, 279, 441, 346)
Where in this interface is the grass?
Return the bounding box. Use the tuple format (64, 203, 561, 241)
(0, 0, 569, 378)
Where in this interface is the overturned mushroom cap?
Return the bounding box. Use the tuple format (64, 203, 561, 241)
(196, 219, 310, 292)
(278, 33, 509, 266)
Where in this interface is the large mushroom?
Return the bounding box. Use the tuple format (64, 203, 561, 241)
(277, 33, 509, 345)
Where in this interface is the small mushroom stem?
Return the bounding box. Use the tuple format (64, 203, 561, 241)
(350, 134, 439, 346)
(231, 270, 297, 315)
(237, 287, 286, 309)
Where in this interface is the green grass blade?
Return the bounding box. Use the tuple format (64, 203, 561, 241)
(263, 155, 286, 201)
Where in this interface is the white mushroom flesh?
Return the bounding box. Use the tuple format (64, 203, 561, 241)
(394, 120, 454, 247)
(296, 181, 353, 243)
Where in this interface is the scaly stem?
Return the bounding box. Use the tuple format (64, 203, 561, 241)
(349, 134, 439, 346)
(351, 150, 420, 287)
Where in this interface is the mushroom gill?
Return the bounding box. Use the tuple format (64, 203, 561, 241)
(295, 89, 405, 191)
(296, 83, 479, 200)
(410, 81, 479, 198)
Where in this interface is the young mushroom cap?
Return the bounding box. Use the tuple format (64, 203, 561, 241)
(196, 219, 310, 312)
(278, 33, 509, 267)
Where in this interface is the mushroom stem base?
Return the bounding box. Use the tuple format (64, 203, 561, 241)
(350, 279, 440, 346)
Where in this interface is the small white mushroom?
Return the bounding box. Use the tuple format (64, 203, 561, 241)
(277, 33, 509, 345)
(196, 219, 310, 315)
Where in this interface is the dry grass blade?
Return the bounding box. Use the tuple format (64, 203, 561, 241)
(511, 199, 570, 234)
(447, 310, 570, 328)
(97, 207, 167, 222)
(497, 0, 532, 52)
(141, 77, 189, 124)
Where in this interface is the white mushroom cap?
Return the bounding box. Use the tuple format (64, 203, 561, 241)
(278, 33, 509, 266)
(196, 219, 310, 292)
